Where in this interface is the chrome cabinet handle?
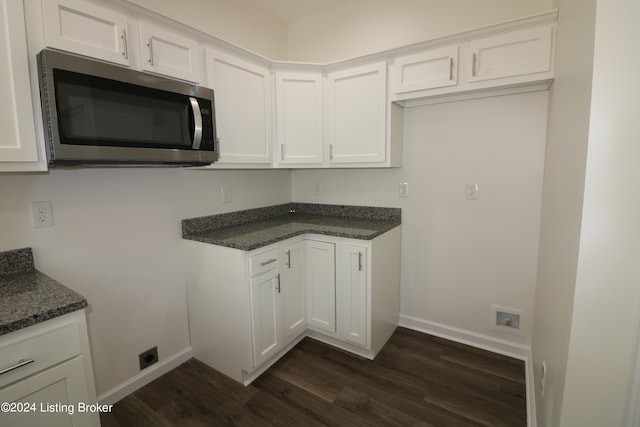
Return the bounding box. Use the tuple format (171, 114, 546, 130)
(189, 97, 203, 149)
(260, 258, 277, 266)
(286, 250, 291, 268)
(0, 358, 35, 376)
(121, 29, 128, 59)
(281, 144, 285, 161)
(276, 274, 281, 293)
(472, 53, 477, 77)
(449, 57, 454, 81)
(358, 252, 363, 271)
(147, 39, 154, 65)
(329, 144, 334, 160)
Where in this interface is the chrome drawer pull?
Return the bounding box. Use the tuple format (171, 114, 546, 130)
(260, 258, 277, 266)
(0, 358, 35, 376)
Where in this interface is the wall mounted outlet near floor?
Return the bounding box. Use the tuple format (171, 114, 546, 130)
(139, 346, 158, 370)
(490, 304, 525, 336)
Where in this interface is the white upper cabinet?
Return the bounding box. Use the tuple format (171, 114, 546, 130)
(326, 62, 387, 165)
(0, 0, 39, 169)
(389, 19, 556, 106)
(205, 48, 272, 164)
(391, 45, 459, 94)
(139, 22, 202, 83)
(274, 71, 324, 166)
(42, 0, 130, 66)
(41, 0, 203, 82)
(468, 25, 553, 83)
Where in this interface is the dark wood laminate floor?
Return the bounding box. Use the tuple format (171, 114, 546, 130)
(100, 327, 527, 426)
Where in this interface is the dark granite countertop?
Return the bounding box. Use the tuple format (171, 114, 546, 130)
(182, 203, 401, 251)
(0, 248, 87, 336)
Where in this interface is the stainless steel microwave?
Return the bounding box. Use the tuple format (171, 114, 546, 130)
(37, 49, 217, 166)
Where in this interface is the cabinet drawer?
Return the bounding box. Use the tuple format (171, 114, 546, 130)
(249, 249, 279, 277)
(0, 321, 81, 389)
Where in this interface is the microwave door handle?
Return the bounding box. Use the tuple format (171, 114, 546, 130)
(189, 97, 203, 149)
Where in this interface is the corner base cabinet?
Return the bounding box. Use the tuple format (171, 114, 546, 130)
(183, 226, 401, 384)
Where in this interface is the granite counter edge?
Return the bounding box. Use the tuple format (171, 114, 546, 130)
(0, 300, 88, 336)
(183, 222, 401, 251)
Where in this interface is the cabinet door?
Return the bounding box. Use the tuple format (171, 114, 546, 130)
(249, 270, 280, 367)
(0, 356, 99, 427)
(391, 45, 458, 94)
(281, 242, 306, 340)
(275, 72, 323, 165)
(205, 48, 272, 164)
(340, 244, 368, 347)
(306, 240, 336, 334)
(139, 22, 202, 83)
(42, 0, 130, 66)
(0, 0, 38, 164)
(326, 62, 387, 164)
(468, 25, 553, 83)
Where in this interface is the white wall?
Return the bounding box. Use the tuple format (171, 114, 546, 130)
(0, 169, 290, 395)
(293, 91, 549, 345)
(127, 0, 288, 59)
(531, 0, 596, 424)
(558, 0, 640, 424)
(1, 0, 558, 404)
(0, 0, 290, 398)
(287, 0, 556, 62)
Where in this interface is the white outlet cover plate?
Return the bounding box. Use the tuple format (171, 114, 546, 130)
(31, 201, 53, 228)
(399, 182, 409, 198)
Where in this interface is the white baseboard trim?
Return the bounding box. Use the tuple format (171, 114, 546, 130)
(399, 314, 536, 427)
(97, 347, 193, 405)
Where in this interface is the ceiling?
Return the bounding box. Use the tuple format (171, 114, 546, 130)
(246, 0, 347, 23)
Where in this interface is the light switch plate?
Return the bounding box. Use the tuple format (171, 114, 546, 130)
(222, 186, 232, 204)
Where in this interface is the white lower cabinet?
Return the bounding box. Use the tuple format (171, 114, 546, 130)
(305, 240, 336, 334)
(0, 310, 100, 427)
(184, 237, 306, 384)
(249, 268, 281, 367)
(304, 231, 401, 357)
(184, 227, 400, 385)
(340, 243, 368, 347)
(281, 241, 306, 340)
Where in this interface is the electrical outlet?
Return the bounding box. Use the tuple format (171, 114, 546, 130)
(138, 346, 158, 370)
(31, 201, 54, 228)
